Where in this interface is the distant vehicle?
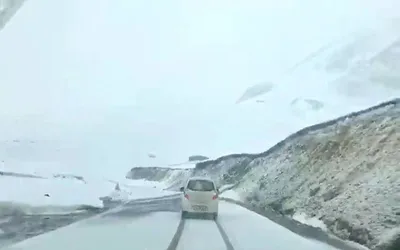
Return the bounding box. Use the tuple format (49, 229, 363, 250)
(180, 177, 219, 220)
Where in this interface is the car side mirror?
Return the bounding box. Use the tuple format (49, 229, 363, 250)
(180, 187, 184, 192)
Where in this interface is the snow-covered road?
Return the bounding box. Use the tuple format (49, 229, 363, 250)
(217, 202, 337, 250)
(176, 219, 229, 250)
(2, 196, 341, 250)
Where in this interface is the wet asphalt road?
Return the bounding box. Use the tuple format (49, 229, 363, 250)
(0, 208, 103, 248)
(0, 195, 181, 248)
(0, 195, 364, 250)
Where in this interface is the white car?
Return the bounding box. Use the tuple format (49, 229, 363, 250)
(180, 177, 219, 220)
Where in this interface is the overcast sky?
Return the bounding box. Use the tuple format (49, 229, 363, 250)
(0, 0, 398, 176)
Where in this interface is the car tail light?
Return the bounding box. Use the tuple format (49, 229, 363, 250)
(184, 193, 189, 199)
(212, 194, 218, 200)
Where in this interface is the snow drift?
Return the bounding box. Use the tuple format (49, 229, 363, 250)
(0, 170, 176, 216)
(126, 99, 400, 250)
(0, 174, 110, 216)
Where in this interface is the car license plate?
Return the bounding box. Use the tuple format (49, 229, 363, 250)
(192, 205, 208, 212)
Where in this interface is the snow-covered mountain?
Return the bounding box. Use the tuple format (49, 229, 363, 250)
(1, 0, 400, 178)
(1, 1, 399, 249)
(236, 18, 400, 111)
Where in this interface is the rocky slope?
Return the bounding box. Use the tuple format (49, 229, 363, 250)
(126, 99, 400, 250)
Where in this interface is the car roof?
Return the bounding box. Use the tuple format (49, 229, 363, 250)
(187, 176, 214, 182)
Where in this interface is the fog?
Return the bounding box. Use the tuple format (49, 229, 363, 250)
(0, 0, 398, 176)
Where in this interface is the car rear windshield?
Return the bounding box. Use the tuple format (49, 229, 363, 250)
(187, 179, 215, 191)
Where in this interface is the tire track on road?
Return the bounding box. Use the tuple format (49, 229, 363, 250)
(215, 219, 235, 250)
(166, 217, 235, 250)
(166, 218, 185, 250)
(0, 194, 182, 248)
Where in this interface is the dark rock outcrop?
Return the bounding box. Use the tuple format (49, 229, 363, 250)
(188, 155, 209, 162)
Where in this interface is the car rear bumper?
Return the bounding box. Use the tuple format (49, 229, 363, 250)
(181, 198, 219, 214)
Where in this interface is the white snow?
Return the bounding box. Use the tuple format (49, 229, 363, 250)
(377, 227, 400, 249)
(0, 174, 177, 215)
(218, 201, 338, 250)
(218, 184, 236, 193)
(107, 178, 169, 190)
(107, 179, 178, 199)
(157, 168, 193, 188)
(292, 212, 328, 231)
(232, 19, 400, 159)
(105, 184, 176, 202)
(220, 189, 241, 201)
(166, 161, 199, 169)
(0, 175, 111, 208)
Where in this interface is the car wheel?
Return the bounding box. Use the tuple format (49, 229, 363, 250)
(213, 213, 218, 220)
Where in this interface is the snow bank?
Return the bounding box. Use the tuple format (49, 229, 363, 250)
(166, 161, 199, 169)
(220, 189, 241, 200)
(126, 167, 192, 191)
(105, 179, 177, 199)
(0, 202, 92, 216)
(107, 177, 164, 188)
(0, 174, 114, 214)
(0, 173, 177, 216)
(292, 212, 328, 232)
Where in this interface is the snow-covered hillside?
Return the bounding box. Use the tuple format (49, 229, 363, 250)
(237, 18, 400, 110)
(127, 99, 400, 250)
(125, 159, 207, 191)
